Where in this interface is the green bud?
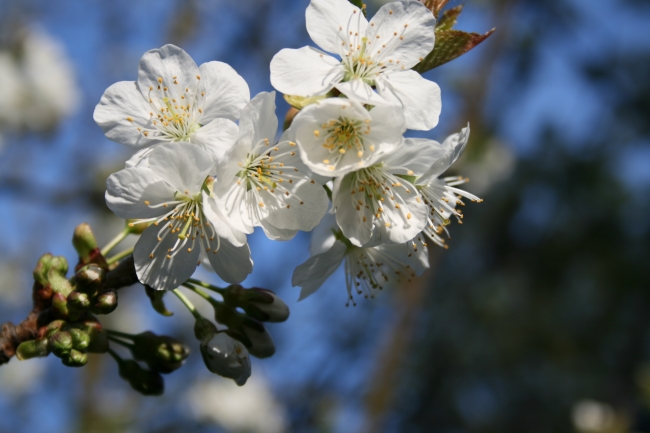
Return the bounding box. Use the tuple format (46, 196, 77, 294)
(69, 328, 90, 350)
(47, 260, 72, 297)
(118, 360, 164, 396)
(52, 293, 69, 319)
(62, 349, 88, 367)
(130, 332, 190, 374)
(74, 265, 105, 295)
(223, 286, 290, 323)
(45, 320, 67, 338)
(78, 318, 109, 354)
(33, 253, 55, 286)
(50, 331, 73, 357)
(194, 317, 218, 341)
(72, 223, 98, 263)
(16, 337, 50, 360)
(67, 291, 91, 311)
(48, 256, 69, 276)
(91, 290, 118, 315)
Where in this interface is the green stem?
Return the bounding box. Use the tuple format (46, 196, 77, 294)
(107, 347, 123, 362)
(107, 335, 134, 349)
(183, 283, 215, 303)
(187, 278, 226, 295)
(101, 227, 131, 256)
(172, 288, 202, 319)
(323, 183, 333, 201)
(106, 248, 134, 266)
(106, 329, 135, 340)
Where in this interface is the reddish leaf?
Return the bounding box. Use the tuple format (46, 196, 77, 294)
(422, 0, 450, 18)
(436, 5, 464, 32)
(413, 28, 495, 73)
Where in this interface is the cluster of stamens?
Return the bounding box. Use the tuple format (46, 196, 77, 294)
(315, 117, 372, 170)
(417, 176, 483, 248)
(126, 75, 204, 142)
(130, 189, 220, 263)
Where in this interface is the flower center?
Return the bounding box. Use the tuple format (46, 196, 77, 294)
(341, 37, 381, 84)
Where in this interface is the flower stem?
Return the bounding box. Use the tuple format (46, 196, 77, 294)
(107, 335, 134, 349)
(172, 288, 202, 320)
(183, 283, 214, 302)
(106, 248, 134, 266)
(101, 227, 131, 256)
(107, 347, 123, 362)
(187, 278, 226, 295)
(106, 329, 135, 340)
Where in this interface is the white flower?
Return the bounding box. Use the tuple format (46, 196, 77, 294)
(292, 215, 429, 303)
(287, 97, 405, 178)
(105, 142, 252, 290)
(215, 92, 329, 240)
(270, 0, 440, 131)
(330, 137, 449, 246)
(94, 44, 248, 165)
(415, 125, 482, 247)
(200, 332, 251, 386)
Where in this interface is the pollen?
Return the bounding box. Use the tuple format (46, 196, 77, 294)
(126, 117, 133, 122)
(157, 77, 163, 83)
(314, 130, 320, 137)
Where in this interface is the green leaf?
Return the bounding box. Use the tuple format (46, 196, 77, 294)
(422, 0, 450, 18)
(436, 5, 463, 32)
(413, 28, 495, 73)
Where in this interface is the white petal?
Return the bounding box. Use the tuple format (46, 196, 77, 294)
(239, 92, 278, 149)
(147, 142, 213, 193)
(105, 167, 175, 219)
(197, 61, 250, 123)
(310, 213, 338, 256)
(292, 241, 347, 300)
(376, 70, 441, 131)
(419, 124, 470, 183)
(203, 237, 253, 284)
(335, 79, 388, 106)
(262, 177, 329, 232)
(366, 0, 436, 68)
(270, 47, 344, 97)
(134, 224, 200, 291)
(258, 223, 299, 242)
(93, 81, 154, 148)
(382, 137, 443, 176)
(192, 118, 239, 162)
(332, 174, 374, 247)
(201, 192, 248, 247)
(125, 146, 154, 168)
(376, 239, 429, 276)
(306, 0, 368, 55)
(137, 44, 200, 102)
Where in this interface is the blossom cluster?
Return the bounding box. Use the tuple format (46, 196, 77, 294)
(95, 0, 481, 307)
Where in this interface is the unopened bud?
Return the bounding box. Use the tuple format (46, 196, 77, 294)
(72, 223, 98, 262)
(78, 318, 109, 353)
(224, 286, 290, 323)
(130, 332, 190, 374)
(118, 360, 165, 396)
(52, 293, 69, 319)
(50, 331, 73, 357)
(69, 328, 90, 350)
(239, 319, 276, 359)
(43, 320, 67, 338)
(92, 290, 118, 315)
(47, 259, 72, 297)
(74, 265, 105, 295)
(16, 337, 50, 360)
(200, 332, 251, 386)
(33, 254, 55, 286)
(67, 291, 91, 311)
(62, 349, 88, 367)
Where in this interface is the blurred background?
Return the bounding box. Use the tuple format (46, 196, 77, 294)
(0, 0, 649, 432)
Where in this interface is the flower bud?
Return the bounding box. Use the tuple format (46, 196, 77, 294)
(33, 253, 55, 286)
(72, 223, 98, 263)
(52, 292, 69, 319)
(78, 318, 109, 353)
(239, 319, 276, 359)
(47, 259, 72, 297)
(67, 291, 91, 311)
(43, 320, 67, 338)
(200, 332, 251, 386)
(74, 265, 105, 295)
(62, 349, 88, 367)
(118, 360, 165, 396)
(16, 337, 50, 360)
(222, 286, 290, 323)
(130, 332, 190, 374)
(69, 328, 90, 350)
(91, 290, 118, 315)
(50, 330, 73, 357)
